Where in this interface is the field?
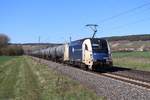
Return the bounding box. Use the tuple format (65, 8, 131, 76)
(0, 56, 16, 64)
(110, 40, 150, 52)
(112, 51, 150, 71)
(1, 52, 149, 99)
(0, 56, 102, 100)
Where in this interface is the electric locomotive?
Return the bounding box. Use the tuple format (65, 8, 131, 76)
(68, 38, 112, 70)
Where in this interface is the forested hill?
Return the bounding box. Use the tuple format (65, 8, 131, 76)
(104, 34, 150, 41)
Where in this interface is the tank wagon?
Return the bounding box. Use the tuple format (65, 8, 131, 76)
(30, 38, 113, 70)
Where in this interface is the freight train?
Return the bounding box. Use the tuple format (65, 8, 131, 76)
(30, 38, 113, 70)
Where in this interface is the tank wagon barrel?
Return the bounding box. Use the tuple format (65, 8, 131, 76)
(49, 45, 65, 61)
(55, 45, 65, 58)
(31, 44, 67, 62)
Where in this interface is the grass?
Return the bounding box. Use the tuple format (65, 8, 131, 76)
(0, 56, 15, 64)
(0, 56, 103, 100)
(112, 51, 150, 71)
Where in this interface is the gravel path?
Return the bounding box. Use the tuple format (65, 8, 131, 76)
(33, 57, 150, 100)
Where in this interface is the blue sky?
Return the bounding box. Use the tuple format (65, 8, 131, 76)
(0, 0, 150, 43)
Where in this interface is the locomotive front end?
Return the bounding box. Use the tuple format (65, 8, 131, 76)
(91, 39, 113, 67)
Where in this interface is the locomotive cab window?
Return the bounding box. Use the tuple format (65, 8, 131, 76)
(91, 39, 108, 53)
(85, 44, 88, 50)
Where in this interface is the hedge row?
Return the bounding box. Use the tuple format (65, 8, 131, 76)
(0, 45, 24, 56)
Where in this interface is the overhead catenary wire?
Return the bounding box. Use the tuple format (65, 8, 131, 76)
(97, 2, 150, 35)
(99, 2, 150, 23)
(104, 17, 150, 33)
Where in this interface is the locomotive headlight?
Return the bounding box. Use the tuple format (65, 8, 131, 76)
(103, 57, 109, 60)
(104, 56, 112, 62)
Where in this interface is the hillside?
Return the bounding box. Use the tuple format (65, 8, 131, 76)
(106, 34, 150, 52)
(19, 34, 150, 52)
(109, 40, 150, 52)
(105, 34, 150, 41)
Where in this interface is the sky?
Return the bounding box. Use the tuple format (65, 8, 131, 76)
(0, 0, 150, 43)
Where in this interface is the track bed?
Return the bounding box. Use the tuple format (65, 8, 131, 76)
(32, 57, 150, 100)
(96, 66, 150, 83)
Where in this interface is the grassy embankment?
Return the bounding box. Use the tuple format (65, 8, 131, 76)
(0, 56, 103, 100)
(112, 51, 150, 71)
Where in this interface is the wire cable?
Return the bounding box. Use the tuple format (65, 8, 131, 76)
(99, 2, 150, 23)
(104, 17, 150, 33)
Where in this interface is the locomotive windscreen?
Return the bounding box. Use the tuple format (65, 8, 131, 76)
(91, 39, 108, 53)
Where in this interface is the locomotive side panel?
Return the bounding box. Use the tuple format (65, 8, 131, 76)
(69, 41, 83, 62)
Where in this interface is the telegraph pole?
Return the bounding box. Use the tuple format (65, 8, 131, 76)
(38, 36, 41, 63)
(86, 24, 98, 38)
(69, 36, 72, 43)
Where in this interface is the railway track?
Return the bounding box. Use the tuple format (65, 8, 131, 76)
(100, 72, 150, 90)
(32, 57, 150, 89)
(68, 64, 150, 90)
(79, 66, 150, 90)
(37, 57, 150, 90)
(32, 57, 150, 99)
(83, 66, 150, 91)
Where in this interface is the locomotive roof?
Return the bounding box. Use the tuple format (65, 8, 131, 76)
(71, 38, 106, 43)
(69, 38, 107, 45)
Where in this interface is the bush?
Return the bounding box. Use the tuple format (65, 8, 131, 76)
(0, 34, 10, 47)
(0, 45, 24, 56)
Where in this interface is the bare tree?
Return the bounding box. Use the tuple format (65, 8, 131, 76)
(0, 33, 10, 47)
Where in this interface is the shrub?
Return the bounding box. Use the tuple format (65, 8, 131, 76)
(0, 45, 24, 56)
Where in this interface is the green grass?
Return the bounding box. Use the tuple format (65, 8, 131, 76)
(0, 56, 103, 100)
(0, 56, 15, 64)
(112, 51, 150, 71)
